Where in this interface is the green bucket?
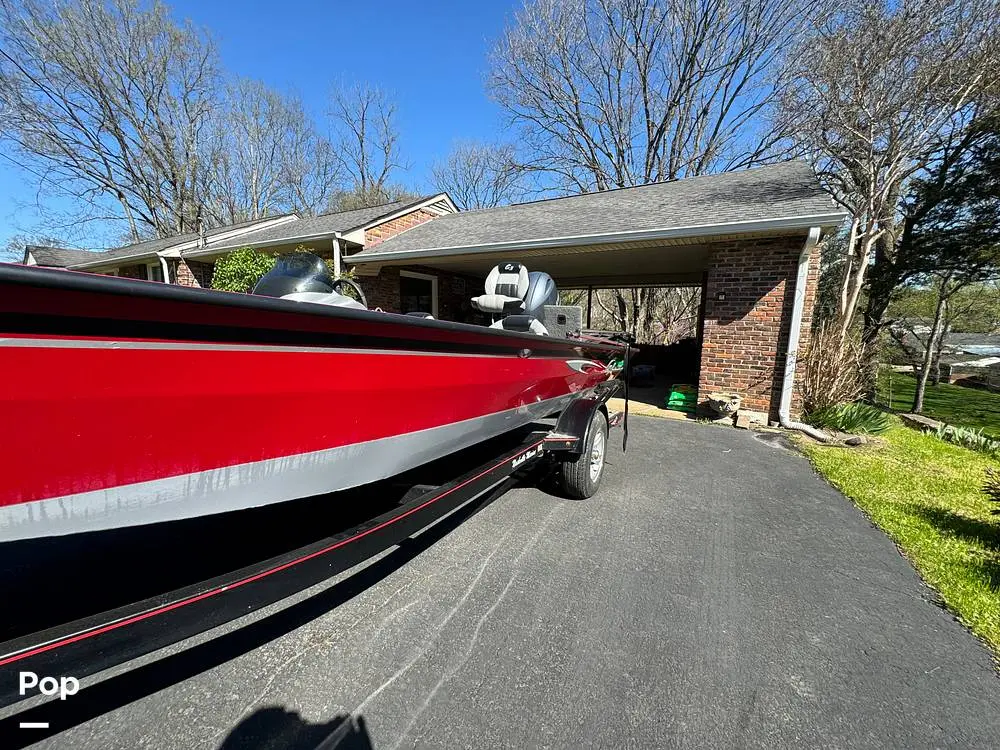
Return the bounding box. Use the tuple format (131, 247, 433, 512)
(666, 383, 696, 413)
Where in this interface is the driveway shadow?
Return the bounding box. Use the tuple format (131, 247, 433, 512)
(906, 505, 1000, 550)
(903, 504, 1000, 589)
(219, 708, 373, 750)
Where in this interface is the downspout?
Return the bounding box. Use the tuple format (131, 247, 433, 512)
(332, 235, 342, 278)
(778, 226, 829, 442)
(158, 255, 171, 284)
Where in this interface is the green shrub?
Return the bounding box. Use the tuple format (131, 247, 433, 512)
(934, 424, 1000, 459)
(211, 248, 276, 293)
(807, 402, 893, 434)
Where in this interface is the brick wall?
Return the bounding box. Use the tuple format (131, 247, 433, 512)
(171, 259, 215, 288)
(698, 232, 816, 420)
(362, 267, 402, 312)
(359, 265, 485, 323)
(364, 209, 437, 247)
(117, 264, 147, 280)
(435, 268, 486, 324)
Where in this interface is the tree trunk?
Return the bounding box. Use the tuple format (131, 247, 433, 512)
(931, 315, 948, 386)
(913, 287, 948, 413)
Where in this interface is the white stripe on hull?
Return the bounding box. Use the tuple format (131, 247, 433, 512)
(1, 394, 574, 542)
(0, 337, 563, 358)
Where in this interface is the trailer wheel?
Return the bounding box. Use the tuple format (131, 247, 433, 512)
(560, 411, 608, 499)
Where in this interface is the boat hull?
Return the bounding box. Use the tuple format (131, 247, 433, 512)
(0, 265, 619, 541)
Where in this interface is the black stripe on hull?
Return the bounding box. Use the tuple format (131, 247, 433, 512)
(0, 264, 619, 358)
(3, 314, 591, 357)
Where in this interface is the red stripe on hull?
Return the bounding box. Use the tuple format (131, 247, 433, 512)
(1, 344, 606, 506)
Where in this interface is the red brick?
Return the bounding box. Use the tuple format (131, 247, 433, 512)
(698, 232, 818, 420)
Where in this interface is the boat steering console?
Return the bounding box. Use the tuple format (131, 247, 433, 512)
(252, 252, 368, 309)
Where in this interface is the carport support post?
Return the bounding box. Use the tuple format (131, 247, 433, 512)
(586, 286, 593, 328)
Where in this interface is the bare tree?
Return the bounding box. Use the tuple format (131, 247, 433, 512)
(0, 0, 221, 240)
(564, 285, 699, 343)
(280, 126, 342, 217)
(202, 80, 341, 224)
(490, 0, 825, 338)
(329, 83, 406, 207)
(777, 0, 1000, 344)
(489, 0, 826, 192)
(432, 141, 526, 209)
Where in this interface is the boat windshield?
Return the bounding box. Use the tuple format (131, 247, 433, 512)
(252, 252, 334, 297)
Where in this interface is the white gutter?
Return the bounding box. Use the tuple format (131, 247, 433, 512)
(158, 256, 171, 284)
(346, 211, 848, 264)
(188, 226, 344, 256)
(778, 226, 829, 442)
(332, 235, 342, 277)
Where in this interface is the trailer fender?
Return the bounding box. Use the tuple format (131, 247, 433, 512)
(548, 380, 621, 455)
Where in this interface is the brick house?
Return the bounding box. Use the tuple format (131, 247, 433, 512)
(22, 195, 457, 287)
(343, 163, 844, 419)
(22, 162, 845, 419)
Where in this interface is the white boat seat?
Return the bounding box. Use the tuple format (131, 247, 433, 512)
(471, 263, 529, 315)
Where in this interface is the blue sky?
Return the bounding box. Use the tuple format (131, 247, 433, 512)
(0, 0, 521, 251)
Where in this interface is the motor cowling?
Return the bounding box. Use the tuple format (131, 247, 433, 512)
(523, 271, 558, 319)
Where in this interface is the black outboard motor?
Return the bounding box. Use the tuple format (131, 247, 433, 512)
(523, 271, 558, 318)
(253, 252, 334, 297)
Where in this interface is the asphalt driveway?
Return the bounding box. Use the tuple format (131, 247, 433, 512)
(22, 417, 1000, 748)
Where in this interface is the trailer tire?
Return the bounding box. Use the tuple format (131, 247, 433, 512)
(560, 411, 608, 499)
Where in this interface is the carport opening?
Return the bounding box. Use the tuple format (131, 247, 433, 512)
(561, 283, 704, 411)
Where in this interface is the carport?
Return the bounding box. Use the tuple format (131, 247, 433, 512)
(347, 161, 845, 421)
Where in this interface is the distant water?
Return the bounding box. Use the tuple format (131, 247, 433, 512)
(958, 345, 1000, 356)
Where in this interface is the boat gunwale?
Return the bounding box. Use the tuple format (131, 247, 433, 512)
(0, 263, 620, 355)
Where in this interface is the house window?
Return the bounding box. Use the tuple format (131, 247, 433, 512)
(148, 263, 164, 282)
(399, 270, 438, 318)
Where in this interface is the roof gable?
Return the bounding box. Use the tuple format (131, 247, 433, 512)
(24, 245, 98, 267)
(204, 194, 456, 254)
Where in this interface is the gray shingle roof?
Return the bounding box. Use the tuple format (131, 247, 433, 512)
(25, 245, 98, 267)
(352, 162, 842, 258)
(67, 215, 292, 267)
(207, 198, 434, 252)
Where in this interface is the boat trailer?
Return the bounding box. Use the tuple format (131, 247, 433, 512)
(0, 380, 623, 739)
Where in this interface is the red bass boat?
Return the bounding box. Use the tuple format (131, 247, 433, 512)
(0, 256, 620, 543)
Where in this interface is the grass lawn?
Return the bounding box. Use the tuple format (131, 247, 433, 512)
(800, 422, 1000, 656)
(878, 370, 1000, 440)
